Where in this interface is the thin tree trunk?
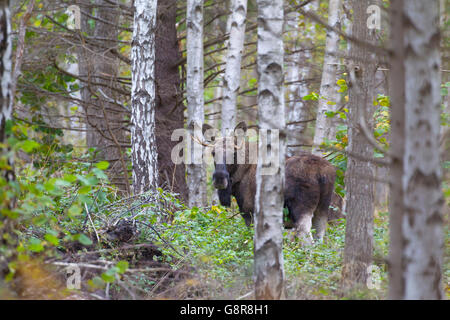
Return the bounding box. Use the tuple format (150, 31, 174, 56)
(341, 0, 377, 288)
(312, 0, 341, 155)
(0, 0, 12, 184)
(155, 0, 188, 201)
(79, 2, 129, 194)
(131, 0, 158, 194)
(221, 0, 248, 135)
(254, 0, 285, 300)
(186, 0, 207, 207)
(285, 2, 317, 156)
(0, 0, 14, 278)
(389, 0, 444, 300)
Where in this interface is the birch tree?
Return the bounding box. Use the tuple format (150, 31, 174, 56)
(186, 0, 207, 207)
(131, 0, 158, 194)
(389, 0, 444, 300)
(341, 0, 377, 288)
(221, 0, 248, 135)
(0, 0, 12, 183)
(285, 2, 317, 156)
(0, 0, 13, 278)
(254, 0, 285, 300)
(312, 0, 341, 155)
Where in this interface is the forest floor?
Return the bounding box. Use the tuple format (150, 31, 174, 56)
(2, 189, 448, 300)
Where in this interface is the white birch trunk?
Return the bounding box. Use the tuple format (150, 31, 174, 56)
(286, 2, 317, 156)
(221, 0, 248, 135)
(0, 0, 11, 143)
(312, 0, 341, 155)
(389, 0, 444, 300)
(0, 0, 15, 248)
(0, 0, 12, 162)
(131, 0, 158, 194)
(186, 0, 207, 207)
(254, 0, 285, 300)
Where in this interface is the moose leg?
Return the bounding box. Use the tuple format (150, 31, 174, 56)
(312, 209, 328, 242)
(294, 211, 314, 245)
(312, 174, 335, 242)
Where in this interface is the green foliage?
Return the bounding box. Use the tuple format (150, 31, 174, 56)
(158, 204, 390, 299)
(0, 120, 113, 277)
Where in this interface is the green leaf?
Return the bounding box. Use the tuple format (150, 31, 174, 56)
(92, 168, 108, 180)
(44, 233, 59, 246)
(20, 140, 40, 153)
(116, 261, 129, 274)
(68, 204, 82, 217)
(77, 233, 93, 246)
(95, 161, 110, 170)
(101, 268, 117, 283)
(28, 237, 44, 253)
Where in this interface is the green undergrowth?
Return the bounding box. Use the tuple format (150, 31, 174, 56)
(158, 204, 393, 300)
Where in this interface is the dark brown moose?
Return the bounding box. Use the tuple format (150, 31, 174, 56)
(202, 122, 343, 244)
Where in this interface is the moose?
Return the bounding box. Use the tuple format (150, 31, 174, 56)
(201, 122, 342, 244)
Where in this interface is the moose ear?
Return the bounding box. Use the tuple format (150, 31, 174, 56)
(234, 121, 247, 134)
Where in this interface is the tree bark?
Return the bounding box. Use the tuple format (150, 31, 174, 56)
(389, 0, 444, 300)
(0, 0, 14, 277)
(254, 0, 285, 300)
(86, 0, 130, 193)
(131, 0, 159, 195)
(186, 0, 207, 207)
(155, 0, 188, 201)
(312, 0, 341, 155)
(285, 2, 317, 156)
(341, 0, 377, 288)
(221, 0, 248, 135)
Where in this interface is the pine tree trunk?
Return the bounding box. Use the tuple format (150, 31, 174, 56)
(254, 0, 285, 300)
(186, 0, 207, 207)
(221, 0, 248, 135)
(341, 0, 377, 288)
(312, 0, 341, 155)
(87, 1, 129, 193)
(389, 0, 444, 300)
(155, 0, 188, 201)
(131, 0, 159, 195)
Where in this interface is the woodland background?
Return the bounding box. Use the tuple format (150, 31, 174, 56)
(0, 0, 448, 300)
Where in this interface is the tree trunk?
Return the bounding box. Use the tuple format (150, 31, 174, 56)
(0, 0, 11, 149)
(0, 0, 14, 277)
(186, 0, 207, 207)
(285, 2, 317, 156)
(312, 0, 341, 155)
(221, 0, 248, 135)
(389, 0, 444, 300)
(254, 0, 285, 300)
(89, 1, 129, 193)
(155, 0, 188, 201)
(131, 0, 159, 195)
(341, 0, 377, 288)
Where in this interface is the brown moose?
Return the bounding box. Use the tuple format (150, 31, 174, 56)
(202, 122, 343, 244)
